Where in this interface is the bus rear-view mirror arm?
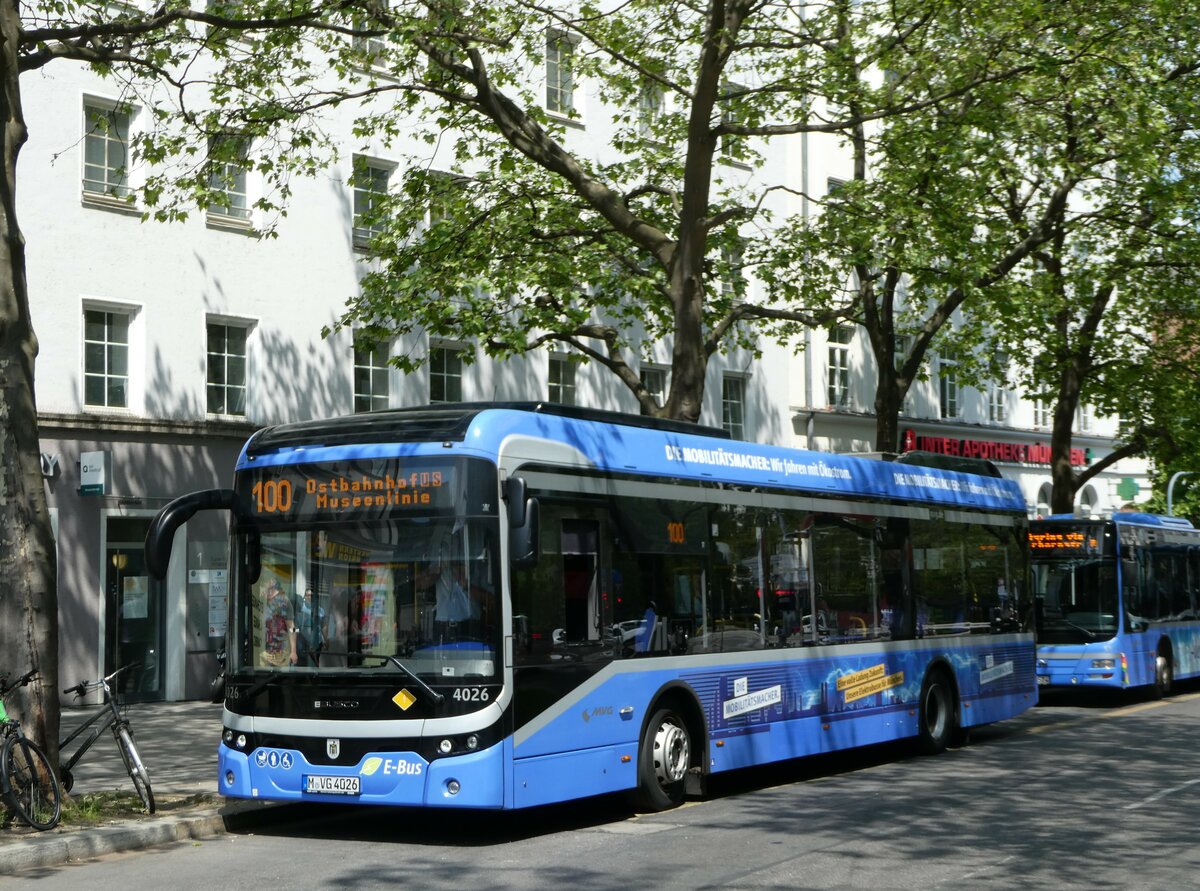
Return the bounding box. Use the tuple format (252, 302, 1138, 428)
(145, 489, 237, 580)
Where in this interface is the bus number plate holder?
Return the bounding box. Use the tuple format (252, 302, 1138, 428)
(304, 775, 361, 795)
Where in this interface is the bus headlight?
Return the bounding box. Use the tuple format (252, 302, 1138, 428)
(466, 734, 479, 750)
(1091, 659, 1115, 669)
(439, 739, 453, 754)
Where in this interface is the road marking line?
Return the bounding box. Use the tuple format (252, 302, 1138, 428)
(1121, 777, 1200, 811)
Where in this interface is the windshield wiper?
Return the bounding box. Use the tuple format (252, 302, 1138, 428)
(243, 671, 286, 699)
(1051, 616, 1097, 640)
(324, 652, 445, 706)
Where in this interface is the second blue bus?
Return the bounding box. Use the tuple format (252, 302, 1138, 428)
(1031, 512, 1200, 696)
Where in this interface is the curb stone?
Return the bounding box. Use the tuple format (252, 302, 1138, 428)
(0, 800, 294, 876)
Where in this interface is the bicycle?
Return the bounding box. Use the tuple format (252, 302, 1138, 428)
(60, 664, 155, 813)
(0, 669, 62, 831)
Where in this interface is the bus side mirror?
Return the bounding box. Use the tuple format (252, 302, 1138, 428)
(504, 476, 527, 528)
(510, 499, 540, 570)
(145, 489, 236, 580)
(244, 528, 262, 585)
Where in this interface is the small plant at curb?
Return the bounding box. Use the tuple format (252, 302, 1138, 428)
(58, 791, 151, 826)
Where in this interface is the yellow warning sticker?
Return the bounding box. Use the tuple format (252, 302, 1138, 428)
(393, 689, 417, 711)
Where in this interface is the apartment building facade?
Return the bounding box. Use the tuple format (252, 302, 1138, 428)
(23, 48, 1150, 702)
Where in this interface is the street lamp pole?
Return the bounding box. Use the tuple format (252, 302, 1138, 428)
(1166, 471, 1199, 517)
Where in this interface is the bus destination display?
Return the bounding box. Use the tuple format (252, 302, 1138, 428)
(241, 462, 455, 520)
(1028, 528, 1101, 555)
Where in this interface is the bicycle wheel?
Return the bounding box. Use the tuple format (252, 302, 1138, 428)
(1, 735, 62, 830)
(115, 724, 155, 814)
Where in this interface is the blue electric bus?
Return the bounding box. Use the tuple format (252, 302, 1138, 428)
(146, 403, 1035, 811)
(1031, 512, 1200, 696)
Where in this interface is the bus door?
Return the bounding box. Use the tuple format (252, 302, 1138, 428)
(562, 519, 605, 642)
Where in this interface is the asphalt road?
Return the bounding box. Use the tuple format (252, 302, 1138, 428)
(11, 687, 1200, 890)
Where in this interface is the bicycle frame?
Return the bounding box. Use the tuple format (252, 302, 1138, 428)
(59, 665, 134, 778)
(59, 698, 121, 777)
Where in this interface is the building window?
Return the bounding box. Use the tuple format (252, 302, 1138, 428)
(988, 383, 1008, 424)
(719, 241, 745, 298)
(827, 177, 847, 195)
(429, 346, 463, 403)
(83, 103, 132, 199)
(1077, 403, 1092, 433)
(83, 309, 129, 409)
(207, 136, 251, 221)
(827, 326, 853, 409)
(351, 17, 388, 66)
(352, 157, 391, 246)
(1033, 398, 1051, 428)
(719, 83, 745, 159)
(546, 32, 576, 115)
(206, 322, 248, 416)
(938, 352, 960, 419)
(722, 375, 745, 439)
(548, 355, 576, 405)
(640, 365, 667, 404)
(353, 337, 390, 413)
(637, 82, 664, 136)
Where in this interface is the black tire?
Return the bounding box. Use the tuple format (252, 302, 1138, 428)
(115, 724, 156, 813)
(1151, 647, 1173, 700)
(634, 707, 691, 812)
(1, 735, 62, 830)
(916, 670, 954, 756)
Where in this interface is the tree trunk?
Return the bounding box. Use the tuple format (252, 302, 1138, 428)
(873, 371, 904, 454)
(0, 0, 60, 764)
(1049, 378, 1081, 515)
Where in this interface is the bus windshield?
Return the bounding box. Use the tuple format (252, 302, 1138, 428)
(1032, 558, 1119, 643)
(232, 515, 501, 681)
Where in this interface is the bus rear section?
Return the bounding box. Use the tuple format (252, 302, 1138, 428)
(1031, 514, 1200, 695)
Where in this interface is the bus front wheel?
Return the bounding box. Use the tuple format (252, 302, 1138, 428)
(634, 707, 691, 812)
(916, 671, 954, 756)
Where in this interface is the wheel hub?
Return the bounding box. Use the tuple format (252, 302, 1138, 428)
(652, 720, 689, 786)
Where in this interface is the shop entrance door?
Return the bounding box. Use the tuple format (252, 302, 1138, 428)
(105, 517, 164, 701)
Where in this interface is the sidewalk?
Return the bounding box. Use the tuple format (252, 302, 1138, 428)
(1, 699, 285, 875)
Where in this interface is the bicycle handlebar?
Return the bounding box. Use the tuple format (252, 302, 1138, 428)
(1, 669, 38, 696)
(63, 663, 141, 698)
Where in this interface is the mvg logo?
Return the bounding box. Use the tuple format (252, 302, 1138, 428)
(581, 706, 613, 722)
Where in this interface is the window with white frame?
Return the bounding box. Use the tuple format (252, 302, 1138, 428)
(353, 336, 390, 413)
(351, 16, 388, 66)
(1077, 402, 1092, 433)
(640, 365, 667, 405)
(719, 241, 745, 298)
(938, 351, 960, 419)
(719, 83, 746, 159)
(83, 102, 132, 199)
(83, 308, 130, 409)
(429, 346, 463, 403)
(988, 383, 1009, 424)
(548, 355, 576, 405)
(545, 32, 577, 115)
(352, 157, 391, 246)
(206, 321, 248, 416)
(637, 82, 664, 136)
(207, 136, 251, 221)
(1033, 398, 1052, 428)
(827, 326, 853, 409)
(721, 375, 746, 439)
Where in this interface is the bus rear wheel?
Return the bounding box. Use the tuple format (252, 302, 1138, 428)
(634, 707, 691, 812)
(1152, 649, 1173, 699)
(916, 671, 954, 756)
